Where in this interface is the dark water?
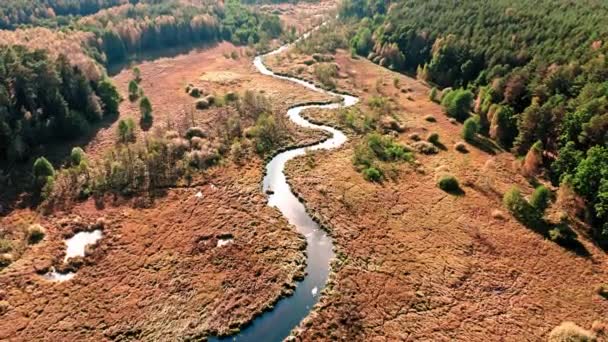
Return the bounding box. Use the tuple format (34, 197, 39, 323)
(209, 33, 358, 342)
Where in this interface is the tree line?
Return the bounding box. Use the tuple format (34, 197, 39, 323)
(341, 0, 608, 245)
(0, 46, 120, 163)
(0, 0, 129, 29)
(69, 0, 282, 66)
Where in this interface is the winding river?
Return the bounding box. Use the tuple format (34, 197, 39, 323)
(210, 30, 358, 341)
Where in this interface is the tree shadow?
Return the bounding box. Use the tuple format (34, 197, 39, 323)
(511, 206, 590, 258)
(432, 141, 448, 151)
(469, 135, 502, 155)
(140, 116, 153, 131)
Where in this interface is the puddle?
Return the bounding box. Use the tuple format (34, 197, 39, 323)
(45, 267, 76, 282)
(217, 237, 234, 247)
(63, 230, 103, 262)
(44, 229, 103, 282)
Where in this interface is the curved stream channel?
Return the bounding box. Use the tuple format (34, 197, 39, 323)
(211, 31, 358, 341)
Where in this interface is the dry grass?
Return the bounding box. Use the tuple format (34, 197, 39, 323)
(548, 322, 596, 342)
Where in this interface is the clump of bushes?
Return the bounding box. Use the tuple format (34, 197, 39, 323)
(441, 88, 473, 121)
(187, 149, 220, 169)
(598, 284, 608, 299)
(462, 116, 480, 142)
(353, 133, 413, 182)
(27, 224, 45, 245)
(70, 147, 86, 167)
(522, 140, 543, 177)
(429, 87, 438, 103)
(454, 141, 468, 153)
(412, 141, 439, 154)
(437, 175, 461, 194)
(337, 107, 378, 133)
(530, 185, 551, 213)
(189, 87, 202, 98)
(0, 254, 12, 268)
(427, 132, 440, 145)
(0, 239, 12, 253)
(313, 63, 338, 89)
(312, 53, 334, 62)
(33, 157, 55, 199)
(249, 113, 282, 155)
(139, 96, 153, 127)
(185, 126, 207, 139)
(128, 80, 139, 102)
(502, 185, 572, 244)
(409, 133, 421, 141)
(362, 167, 382, 182)
(224, 91, 238, 102)
(117, 118, 136, 144)
(503, 186, 539, 225)
(195, 98, 210, 110)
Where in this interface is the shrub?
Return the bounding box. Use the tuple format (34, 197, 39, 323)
(27, 224, 45, 245)
(190, 136, 204, 150)
(128, 80, 139, 102)
(314, 63, 338, 89)
(224, 91, 238, 102)
(385, 144, 413, 162)
(548, 322, 595, 342)
(503, 186, 538, 225)
(230, 141, 244, 163)
(427, 132, 440, 145)
(0, 254, 12, 268)
(412, 141, 439, 154)
(0, 239, 12, 253)
(438, 175, 460, 193)
(441, 88, 473, 121)
(70, 147, 86, 166)
(598, 284, 608, 299)
(195, 98, 210, 110)
(454, 141, 468, 153)
(185, 126, 207, 139)
(117, 118, 135, 143)
(523, 141, 543, 177)
(462, 116, 480, 142)
(530, 185, 551, 213)
(362, 167, 382, 182)
(168, 138, 189, 158)
(189, 87, 202, 98)
(139, 96, 153, 126)
(188, 149, 219, 169)
(133, 67, 141, 83)
(204, 94, 215, 105)
(33, 157, 55, 192)
(353, 133, 413, 181)
(164, 130, 179, 140)
(429, 87, 438, 102)
(251, 113, 280, 154)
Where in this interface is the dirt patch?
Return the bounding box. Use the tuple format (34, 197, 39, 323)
(277, 50, 608, 340)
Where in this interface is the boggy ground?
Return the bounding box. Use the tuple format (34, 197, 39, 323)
(272, 49, 608, 340)
(0, 10, 341, 339)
